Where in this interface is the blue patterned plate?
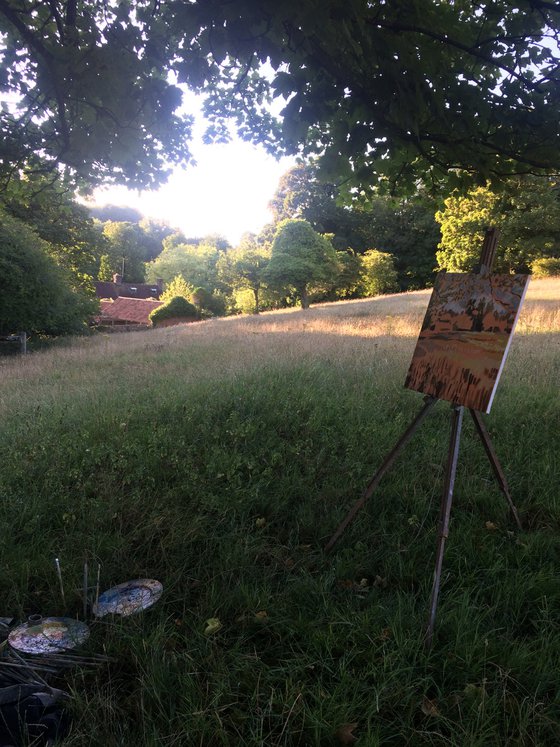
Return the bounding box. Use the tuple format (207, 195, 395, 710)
(8, 617, 90, 654)
(93, 579, 163, 617)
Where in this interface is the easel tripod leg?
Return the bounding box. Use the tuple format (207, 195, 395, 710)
(324, 397, 437, 554)
(469, 409, 523, 530)
(425, 405, 464, 648)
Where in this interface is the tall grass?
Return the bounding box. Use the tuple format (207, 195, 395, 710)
(0, 279, 559, 746)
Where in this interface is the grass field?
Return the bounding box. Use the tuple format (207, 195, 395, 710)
(1, 279, 559, 746)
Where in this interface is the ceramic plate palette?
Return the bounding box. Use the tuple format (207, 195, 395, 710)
(93, 579, 163, 617)
(8, 617, 90, 654)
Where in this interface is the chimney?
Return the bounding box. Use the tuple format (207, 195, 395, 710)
(113, 273, 123, 284)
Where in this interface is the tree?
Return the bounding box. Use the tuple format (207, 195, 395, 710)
(218, 234, 270, 313)
(89, 205, 144, 223)
(0, 1, 192, 190)
(138, 218, 175, 261)
(356, 195, 440, 290)
(330, 250, 363, 300)
(269, 163, 371, 251)
(161, 231, 188, 253)
(270, 165, 336, 227)
(2, 2, 560, 193)
(532, 257, 560, 277)
(190, 287, 227, 317)
(358, 250, 399, 297)
(97, 213, 175, 265)
(160, 275, 193, 304)
(269, 164, 440, 288)
(436, 178, 560, 272)
(174, 1, 560, 192)
(101, 221, 148, 282)
(0, 209, 96, 336)
(145, 242, 222, 292)
(98, 254, 114, 282)
(265, 219, 339, 308)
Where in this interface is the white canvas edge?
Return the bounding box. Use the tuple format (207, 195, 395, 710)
(484, 275, 531, 414)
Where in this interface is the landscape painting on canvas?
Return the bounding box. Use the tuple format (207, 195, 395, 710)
(405, 272, 529, 413)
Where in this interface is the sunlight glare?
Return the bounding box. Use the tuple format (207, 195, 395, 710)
(91, 90, 295, 244)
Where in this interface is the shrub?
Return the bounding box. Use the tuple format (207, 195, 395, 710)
(0, 208, 96, 336)
(532, 256, 560, 277)
(150, 296, 199, 326)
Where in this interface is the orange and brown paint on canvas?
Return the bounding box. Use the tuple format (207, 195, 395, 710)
(405, 272, 529, 413)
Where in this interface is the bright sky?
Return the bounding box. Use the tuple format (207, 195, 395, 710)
(90, 91, 295, 245)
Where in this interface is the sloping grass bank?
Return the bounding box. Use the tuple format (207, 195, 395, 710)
(0, 281, 559, 745)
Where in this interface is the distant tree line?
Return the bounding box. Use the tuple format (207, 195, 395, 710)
(2, 166, 559, 337)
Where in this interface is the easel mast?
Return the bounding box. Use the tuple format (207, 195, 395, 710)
(325, 228, 523, 647)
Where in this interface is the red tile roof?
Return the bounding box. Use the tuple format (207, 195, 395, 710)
(98, 297, 163, 325)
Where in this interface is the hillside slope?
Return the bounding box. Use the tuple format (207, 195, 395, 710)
(0, 280, 558, 745)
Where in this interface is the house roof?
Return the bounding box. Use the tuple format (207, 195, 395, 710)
(98, 297, 163, 325)
(94, 280, 162, 300)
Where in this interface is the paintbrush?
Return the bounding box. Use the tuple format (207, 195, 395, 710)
(95, 563, 101, 608)
(83, 558, 89, 618)
(55, 557, 66, 607)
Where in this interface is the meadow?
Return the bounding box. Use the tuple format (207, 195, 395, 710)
(0, 279, 559, 746)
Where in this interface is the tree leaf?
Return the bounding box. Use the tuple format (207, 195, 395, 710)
(335, 722, 359, 745)
(421, 696, 440, 717)
(204, 618, 223, 636)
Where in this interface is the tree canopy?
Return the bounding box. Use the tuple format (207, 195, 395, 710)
(0, 0, 192, 190)
(145, 241, 224, 292)
(359, 250, 399, 298)
(1, 1, 560, 192)
(217, 234, 270, 314)
(436, 177, 560, 272)
(265, 219, 338, 308)
(269, 164, 440, 289)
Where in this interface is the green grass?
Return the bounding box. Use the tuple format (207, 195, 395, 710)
(0, 281, 559, 745)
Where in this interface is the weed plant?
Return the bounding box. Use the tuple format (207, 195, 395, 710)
(0, 280, 559, 745)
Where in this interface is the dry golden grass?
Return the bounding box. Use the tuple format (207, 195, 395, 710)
(0, 277, 558, 415)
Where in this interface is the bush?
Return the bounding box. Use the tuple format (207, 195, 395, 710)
(532, 256, 560, 277)
(0, 209, 96, 336)
(150, 296, 199, 326)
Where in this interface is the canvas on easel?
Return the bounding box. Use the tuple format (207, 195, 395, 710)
(325, 229, 529, 646)
(405, 272, 529, 413)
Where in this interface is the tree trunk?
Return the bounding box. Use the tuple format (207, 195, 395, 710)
(253, 286, 260, 314)
(300, 285, 310, 309)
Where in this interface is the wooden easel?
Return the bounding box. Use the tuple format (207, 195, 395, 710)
(325, 229, 523, 647)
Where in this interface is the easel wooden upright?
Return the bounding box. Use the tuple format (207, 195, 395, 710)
(325, 229, 524, 647)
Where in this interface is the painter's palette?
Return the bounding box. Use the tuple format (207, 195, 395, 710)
(8, 617, 90, 654)
(93, 579, 163, 617)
